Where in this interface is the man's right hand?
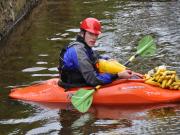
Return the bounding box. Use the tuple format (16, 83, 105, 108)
(117, 70, 132, 79)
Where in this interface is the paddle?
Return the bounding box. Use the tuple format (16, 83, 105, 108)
(124, 35, 156, 66)
(71, 85, 101, 113)
(71, 35, 156, 113)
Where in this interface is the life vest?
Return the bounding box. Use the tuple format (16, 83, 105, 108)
(58, 41, 98, 89)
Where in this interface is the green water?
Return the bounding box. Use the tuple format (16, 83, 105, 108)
(0, 0, 180, 134)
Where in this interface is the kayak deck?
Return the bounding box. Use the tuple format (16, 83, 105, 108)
(9, 78, 180, 104)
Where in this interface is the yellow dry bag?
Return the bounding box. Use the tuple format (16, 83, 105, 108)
(96, 59, 126, 74)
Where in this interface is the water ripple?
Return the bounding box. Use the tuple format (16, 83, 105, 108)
(0, 109, 59, 125)
(32, 74, 59, 77)
(26, 122, 62, 135)
(22, 67, 47, 72)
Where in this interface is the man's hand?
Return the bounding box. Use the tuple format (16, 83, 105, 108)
(117, 70, 132, 79)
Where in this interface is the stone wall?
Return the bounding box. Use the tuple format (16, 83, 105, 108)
(0, 0, 41, 40)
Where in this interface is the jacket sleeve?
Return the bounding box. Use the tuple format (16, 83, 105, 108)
(72, 45, 116, 86)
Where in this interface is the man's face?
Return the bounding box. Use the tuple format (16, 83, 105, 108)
(84, 31, 99, 47)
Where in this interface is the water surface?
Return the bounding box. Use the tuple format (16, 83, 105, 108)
(0, 0, 180, 134)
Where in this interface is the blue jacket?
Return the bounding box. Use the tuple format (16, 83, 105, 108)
(59, 35, 117, 87)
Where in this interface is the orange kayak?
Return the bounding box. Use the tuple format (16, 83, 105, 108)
(9, 78, 180, 104)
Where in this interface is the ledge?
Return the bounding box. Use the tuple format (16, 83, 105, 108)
(0, 0, 41, 41)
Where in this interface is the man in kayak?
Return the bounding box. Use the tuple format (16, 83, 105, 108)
(58, 17, 132, 88)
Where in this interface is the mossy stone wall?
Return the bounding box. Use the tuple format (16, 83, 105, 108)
(0, 0, 40, 40)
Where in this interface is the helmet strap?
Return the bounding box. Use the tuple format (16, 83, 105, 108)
(80, 29, 86, 40)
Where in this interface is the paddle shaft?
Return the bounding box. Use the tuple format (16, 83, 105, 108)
(124, 54, 138, 66)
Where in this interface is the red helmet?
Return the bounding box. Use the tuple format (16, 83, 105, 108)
(80, 18, 101, 35)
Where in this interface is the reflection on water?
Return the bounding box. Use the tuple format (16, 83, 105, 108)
(0, 0, 180, 134)
(0, 101, 61, 135)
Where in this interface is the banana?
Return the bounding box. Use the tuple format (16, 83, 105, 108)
(144, 66, 180, 90)
(145, 79, 160, 87)
(144, 74, 151, 80)
(175, 76, 179, 81)
(169, 85, 174, 90)
(156, 66, 166, 73)
(158, 75, 165, 83)
(164, 75, 172, 80)
(161, 79, 168, 88)
(154, 74, 161, 81)
(156, 69, 162, 75)
(172, 81, 180, 85)
(163, 71, 176, 76)
(173, 85, 179, 90)
(171, 74, 176, 80)
(166, 78, 173, 87)
(167, 71, 176, 75)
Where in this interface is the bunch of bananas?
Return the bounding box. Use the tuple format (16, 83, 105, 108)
(144, 66, 180, 90)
